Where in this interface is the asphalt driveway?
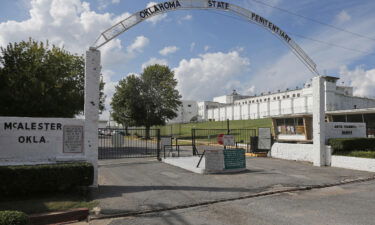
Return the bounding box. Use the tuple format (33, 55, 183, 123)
(93, 157, 374, 215)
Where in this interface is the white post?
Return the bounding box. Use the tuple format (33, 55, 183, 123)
(312, 76, 326, 166)
(84, 48, 101, 186)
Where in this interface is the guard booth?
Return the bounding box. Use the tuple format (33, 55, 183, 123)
(326, 108, 375, 137)
(272, 114, 313, 142)
(271, 112, 370, 143)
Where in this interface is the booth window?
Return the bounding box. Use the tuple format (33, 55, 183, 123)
(276, 117, 305, 135)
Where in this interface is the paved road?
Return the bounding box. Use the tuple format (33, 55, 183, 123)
(89, 179, 375, 225)
(94, 157, 374, 216)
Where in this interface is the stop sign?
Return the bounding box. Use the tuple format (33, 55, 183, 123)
(217, 134, 224, 145)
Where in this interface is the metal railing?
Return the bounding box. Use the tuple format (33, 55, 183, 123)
(98, 128, 160, 159)
(192, 128, 257, 154)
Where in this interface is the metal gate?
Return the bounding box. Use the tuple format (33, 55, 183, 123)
(98, 128, 160, 159)
(191, 128, 257, 155)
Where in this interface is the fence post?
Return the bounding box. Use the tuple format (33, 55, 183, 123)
(157, 129, 161, 161)
(227, 119, 230, 134)
(192, 129, 196, 156)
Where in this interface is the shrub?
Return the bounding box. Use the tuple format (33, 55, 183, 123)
(0, 162, 93, 197)
(328, 138, 375, 153)
(0, 211, 29, 225)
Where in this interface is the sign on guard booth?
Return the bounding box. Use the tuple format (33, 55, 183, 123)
(325, 122, 366, 140)
(217, 134, 235, 146)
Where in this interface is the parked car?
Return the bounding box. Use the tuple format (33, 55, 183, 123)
(112, 130, 125, 136)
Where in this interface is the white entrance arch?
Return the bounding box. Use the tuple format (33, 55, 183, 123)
(85, 0, 326, 186)
(92, 0, 318, 75)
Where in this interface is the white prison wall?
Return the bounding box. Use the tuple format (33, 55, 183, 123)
(169, 76, 375, 124)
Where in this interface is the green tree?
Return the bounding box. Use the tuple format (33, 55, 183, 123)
(111, 64, 181, 138)
(0, 39, 105, 117)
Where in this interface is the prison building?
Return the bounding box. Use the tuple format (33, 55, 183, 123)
(204, 76, 375, 122)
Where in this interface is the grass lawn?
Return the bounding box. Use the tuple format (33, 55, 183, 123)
(155, 118, 272, 138)
(0, 193, 98, 215)
(334, 150, 375, 159)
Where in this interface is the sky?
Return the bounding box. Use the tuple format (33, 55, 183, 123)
(0, 0, 375, 120)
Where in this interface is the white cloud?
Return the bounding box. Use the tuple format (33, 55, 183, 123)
(159, 46, 179, 56)
(0, 0, 131, 55)
(97, 0, 120, 10)
(178, 14, 192, 24)
(336, 10, 351, 24)
(204, 45, 210, 51)
(182, 14, 192, 21)
(246, 6, 375, 94)
(174, 51, 250, 100)
(102, 70, 117, 106)
(126, 36, 149, 53)
(190, 42, 196, 52)
(142, 57, 168, 69)
(339, 66, 375, 98)
(0, 0, 148, 119)
(145, 2, 167, 25)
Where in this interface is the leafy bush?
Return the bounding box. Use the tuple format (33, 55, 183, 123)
(334, 151, 375, 159)
(328, 138, 375, 153)
(0, 211, 29, 225)
(0, 162, 93, 197)
(190, 116, 199, 123)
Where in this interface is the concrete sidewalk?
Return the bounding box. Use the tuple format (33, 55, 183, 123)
(92, 157, 374, 216)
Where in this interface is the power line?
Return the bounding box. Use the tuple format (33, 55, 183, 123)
(206, 10, 374, 56)
(286, 32, 375, 56)
(248, 0, 375, 42)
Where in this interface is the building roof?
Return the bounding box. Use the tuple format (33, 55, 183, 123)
(321, 75, 339, 82)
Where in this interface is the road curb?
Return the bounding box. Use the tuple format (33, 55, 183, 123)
(29, 208, 89, 225)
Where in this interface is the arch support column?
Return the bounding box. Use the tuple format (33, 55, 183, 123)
(312, 76, 326, 166)
(84, 48, 101, 186)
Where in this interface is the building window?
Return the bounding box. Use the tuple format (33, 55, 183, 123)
(275, 118, 305, 135)
(297, 93, 300, 97)
(292, 94, 295, 97)
(277, 96, 280, 100)
(286, 95, 290, 98)
(188, 104, 191, 107)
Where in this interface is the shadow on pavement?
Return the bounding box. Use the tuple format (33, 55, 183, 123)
(96, 185, 267, 198)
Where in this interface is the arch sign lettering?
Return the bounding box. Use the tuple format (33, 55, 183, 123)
(84, 0, 322, 185)
(92, 0, 318, 75)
